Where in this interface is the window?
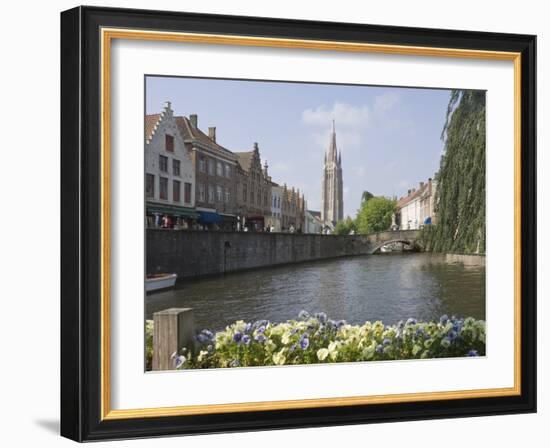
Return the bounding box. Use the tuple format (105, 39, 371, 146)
(224, 187, 230, 204)
(250, 191, 255, 205)
(165, 134, 174, 152)
(173, 180, 181, 202)
(184, 182, 192, 204)
(243, 184, 247, 202)
(173, 159, 180, 176)
(198, 182, 205, 202)
(159, 155, 168, 172)
(146, 174, 154, 199)
(208, 159, 215, 175)
(225, 164, 231, 178)
(159, 177, 168, 200)
(216, 185, 223, 202)
(208, 185, 214, 204)
(199, 156, 206, 172)
(217, 161, 223, 177)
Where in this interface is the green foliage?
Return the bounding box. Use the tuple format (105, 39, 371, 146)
(431, 90, 486, 254)
(361, 190, 374, 205)
(334, 216, 357, 235)
(146, 313, 486, 370)
(356, 196, 395, 234)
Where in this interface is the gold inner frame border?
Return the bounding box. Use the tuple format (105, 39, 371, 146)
(99, 27, 522, 420)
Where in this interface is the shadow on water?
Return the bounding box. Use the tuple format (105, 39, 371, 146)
(146, 253, 485, 332)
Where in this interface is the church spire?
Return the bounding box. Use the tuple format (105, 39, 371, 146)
(327, 120, 338, 162)
(321, 120, 344, 228)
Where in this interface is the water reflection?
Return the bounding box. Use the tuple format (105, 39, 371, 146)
(145, 253, 485, 332)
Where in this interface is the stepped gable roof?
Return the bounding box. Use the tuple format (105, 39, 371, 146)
(145, 114, 161, 142)
(396, 182, 429, 209)
(234, 151, 255, 172)
(174, 115, 235, 158)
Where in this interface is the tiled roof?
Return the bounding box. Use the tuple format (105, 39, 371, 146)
(175, 116, 235, 158)
(145, 114, 161, 141)
(396, 182, 429, 209)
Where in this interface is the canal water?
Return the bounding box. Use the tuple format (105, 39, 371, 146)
(145, 253, 485, 332)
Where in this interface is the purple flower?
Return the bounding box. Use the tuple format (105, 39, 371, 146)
(244, 323, 252, 333)
(257, 325, 266, 334)
(406, 318, 417, 326)
(448, 330, 458, 341)
(383, 338, 391, 346)
(255, 334, 266, 343)
(315, 312, 328, 324)
(376, 344, 384, 354)
(196, 333, 210, 344)
(336, 320, 347, 329)
(468, 350, 479, 357)
(298, 310, 310, 320)
(173, 355, 186, 369)
(233, 332, 242, 343)
(440, 314, 449, 325)
(242, 334, 251, 345)
(229, 359, 240, 367)
(300, 335, 310, 350)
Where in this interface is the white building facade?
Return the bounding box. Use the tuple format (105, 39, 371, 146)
(266, 184, 283, 232)
(395, 178, 437, 230)
(145, 102, 196, 228)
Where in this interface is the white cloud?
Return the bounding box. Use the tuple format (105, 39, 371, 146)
(374, 91, 400, 113)
(302, 102, 370, 128)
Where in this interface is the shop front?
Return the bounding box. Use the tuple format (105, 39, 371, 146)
(146, 202, 199, 229)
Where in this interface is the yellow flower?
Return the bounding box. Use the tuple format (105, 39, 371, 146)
(272, 349, 287, 365)
(317, 348, 330, 361)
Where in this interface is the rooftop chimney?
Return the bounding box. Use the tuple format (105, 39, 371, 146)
(419, 181, 425, 188)
(189, 114, 198, 128)
(164, 101, 172, 110)
(408, 189, 411, 195)
(208, 127, 216, 142)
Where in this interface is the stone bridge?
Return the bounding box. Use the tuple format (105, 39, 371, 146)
(364, 229, 422, 254)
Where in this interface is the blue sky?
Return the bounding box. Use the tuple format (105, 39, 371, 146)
(146, 76, 451, 217)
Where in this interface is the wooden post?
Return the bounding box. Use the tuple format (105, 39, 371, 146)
(152, 308, 196, 371)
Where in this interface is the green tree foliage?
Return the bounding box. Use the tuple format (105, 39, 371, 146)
(361, 190, 374, 205)
(430, 90, 486, 254)
(334, 216, 357, 235)
(356, 196, 395, 234)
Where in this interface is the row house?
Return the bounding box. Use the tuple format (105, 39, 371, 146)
(176, 112, 239, 230)
(281, 184, 306, 232)
(145, 102, 197, 229)
(266, 183, 284, 232)
(146, 102, 308, 232)
(234, 143, 273, 231)
(394, 177, 438, 230)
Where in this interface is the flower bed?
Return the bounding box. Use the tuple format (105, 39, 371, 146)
(146, 312, 485, 370)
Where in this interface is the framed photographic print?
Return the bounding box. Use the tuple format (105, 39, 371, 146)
(60, 6, 536, 441)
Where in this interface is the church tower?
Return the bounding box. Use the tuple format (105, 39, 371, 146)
(321, 121, 344, 228)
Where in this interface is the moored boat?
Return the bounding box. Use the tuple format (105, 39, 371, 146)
(146, 273, 177, 293)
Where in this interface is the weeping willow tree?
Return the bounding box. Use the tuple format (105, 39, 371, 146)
(430, 90, 486, 254)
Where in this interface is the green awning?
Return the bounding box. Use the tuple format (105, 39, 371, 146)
(146, 202, 199, 219)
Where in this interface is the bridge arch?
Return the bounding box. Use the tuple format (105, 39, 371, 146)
(369, 239, 416, 254)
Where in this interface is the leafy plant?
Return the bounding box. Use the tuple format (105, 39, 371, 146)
(356, 196, 396, 234)
(146, 312, 486, 370)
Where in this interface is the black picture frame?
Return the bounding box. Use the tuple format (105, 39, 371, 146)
(61, 5, 536, 442)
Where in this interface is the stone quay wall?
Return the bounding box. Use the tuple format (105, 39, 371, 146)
(147, 229, 381, 280)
